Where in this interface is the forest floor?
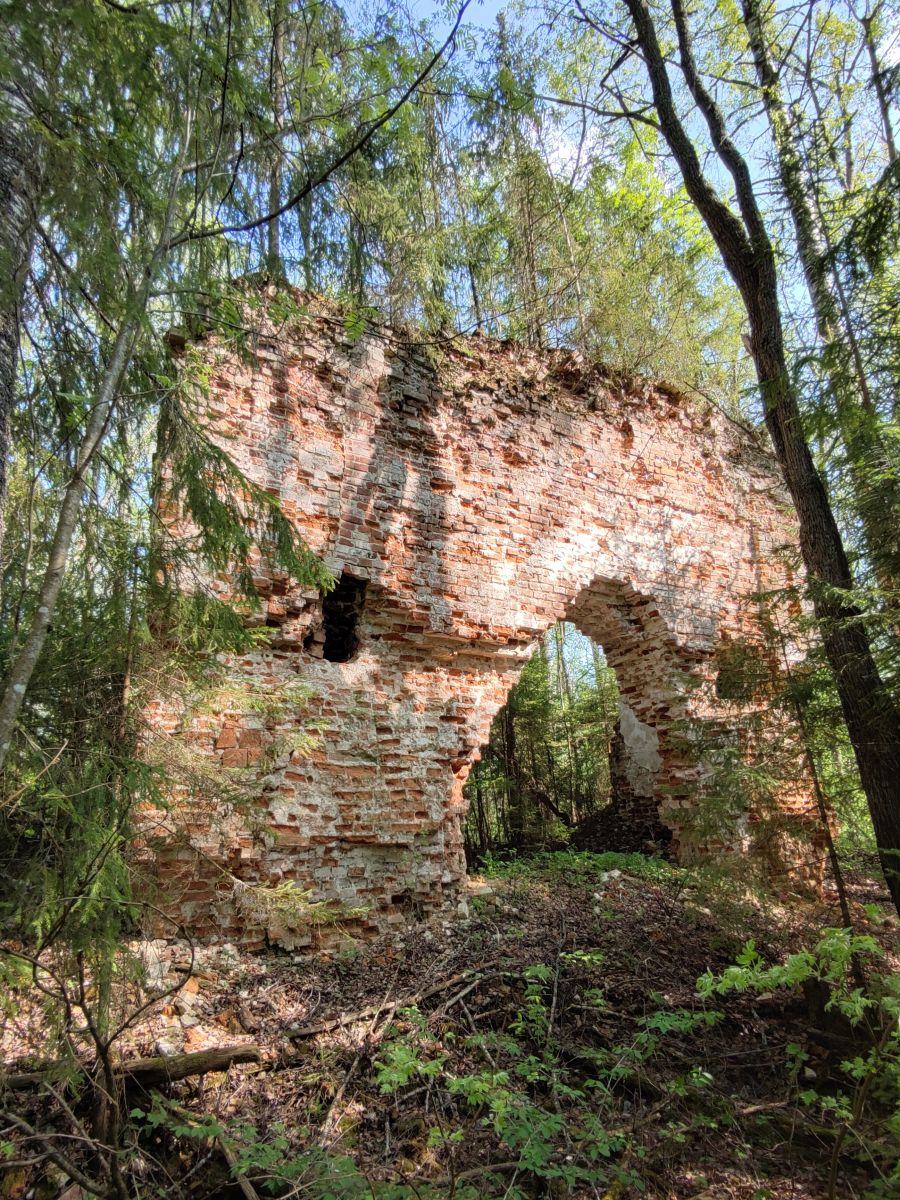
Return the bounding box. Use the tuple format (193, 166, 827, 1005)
(2, 851, 899, 1200)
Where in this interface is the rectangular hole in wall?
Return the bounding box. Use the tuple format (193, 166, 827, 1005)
(322, 571, 368, 662)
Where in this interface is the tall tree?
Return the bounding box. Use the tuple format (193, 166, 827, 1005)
(741, 0, 900, 603)
(0, 81, 40, 544)
(267, 0, 288, 275)
(579, 0, 900, 910)
(0, 0, 466, 773)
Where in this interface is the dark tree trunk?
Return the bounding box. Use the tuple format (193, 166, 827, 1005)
(753, 332, 900, 910)
(0, 84, 40, 544)
(266, 0, 286, 275)
(619, 0, 900, 912)
(742, 0, 900, 600)
(503, 703, 526, 845)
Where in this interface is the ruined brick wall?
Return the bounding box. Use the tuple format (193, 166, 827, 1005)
(145, 299, 820, 948)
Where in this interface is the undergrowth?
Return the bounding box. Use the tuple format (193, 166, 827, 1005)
(478, 847, 678, 885)
(2, 851, 898, 1198)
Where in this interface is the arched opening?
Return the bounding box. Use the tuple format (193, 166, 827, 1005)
(463, 622, 621, 862)
(462, 575, 704, 870)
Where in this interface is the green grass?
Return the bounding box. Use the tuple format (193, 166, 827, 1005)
(477, 848, 678, 887)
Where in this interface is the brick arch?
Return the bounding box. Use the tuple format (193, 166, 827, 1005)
(563, 576, 699, 849)
(146, 302, 820, 947)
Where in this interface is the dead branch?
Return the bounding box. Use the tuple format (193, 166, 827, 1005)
(286, 967, 495, 1039)
(3, 1043, 261, 1092)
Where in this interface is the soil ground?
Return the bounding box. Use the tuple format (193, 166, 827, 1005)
(2, 852, 898, 1199)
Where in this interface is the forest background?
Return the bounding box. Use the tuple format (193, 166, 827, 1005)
(1, 0, 897, 936)
(1, 1, 899, 1196)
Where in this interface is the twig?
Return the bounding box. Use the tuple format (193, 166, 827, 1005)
(0, 1110, 107, 1194)
(1, 739, 69, 812)
(546, 919, 568, 1045)
(431, 978, 482, 1020)
(218, 1134, 261, 1200)
(287, 967, 494, 1039)
(427, 1160, 520, 1186)
(460, 999, 497, 1068)
(316, 976, 400, 1147)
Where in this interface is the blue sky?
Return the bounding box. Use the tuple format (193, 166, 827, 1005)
(409, 0, 509, 32)
(462, 0, 508, 24)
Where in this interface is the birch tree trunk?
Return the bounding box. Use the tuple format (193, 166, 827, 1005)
(0, 103, 189, 771)
(0, 317, 140, 769)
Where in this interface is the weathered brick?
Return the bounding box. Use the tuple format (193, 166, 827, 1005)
(145, 298, 821, 947)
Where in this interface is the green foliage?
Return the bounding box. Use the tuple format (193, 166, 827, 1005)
(133, 1105, 396, 1199)
(715, 639, 773, 703)
(480, 847, 677, 886)
(18, 853, 891, 1198)
(131, 1095, 224, 1141)
(465, 623, 620, 857)
(0, 0, 358, 959)
(155, 370, 333, 602)
(372, 982, 647, 1195)
(375, 1006, 448, 1092)
(697, 928, 884, 1012)
(698, 928, 900, 1196)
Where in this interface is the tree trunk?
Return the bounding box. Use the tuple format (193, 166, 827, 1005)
(0, 316, 140, 770)
(861, 12, 897, 165)
(753, 331, 900, 910)
(0, 84, 41, 546)
(591, 639, 613, 803)
(266, 1, 286, 275)
(503, 703, 525, 845)
(0, 95, 189, 770)
(743, 0, 900, 598)
(619, 0, 900, 912)
(555, 621, 580, 820)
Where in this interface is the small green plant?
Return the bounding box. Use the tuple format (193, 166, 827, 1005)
(480, 848, 675, 886)
(371, 974, 648, 1195)
(697, 928, 900, 1199)
(560, 947, 606, 969)
(375, 1007, 448, 1092)
(509, 963, 553, 1040)
(131, 1094, 224, 1141)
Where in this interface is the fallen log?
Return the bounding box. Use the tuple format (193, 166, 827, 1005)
(4, 967, 499, 1091)
(3, 1043, 261, 1092)
(118, 1044, 262, 1088)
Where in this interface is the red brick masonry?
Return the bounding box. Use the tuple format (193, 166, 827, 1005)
(144, 300, 820, 948)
